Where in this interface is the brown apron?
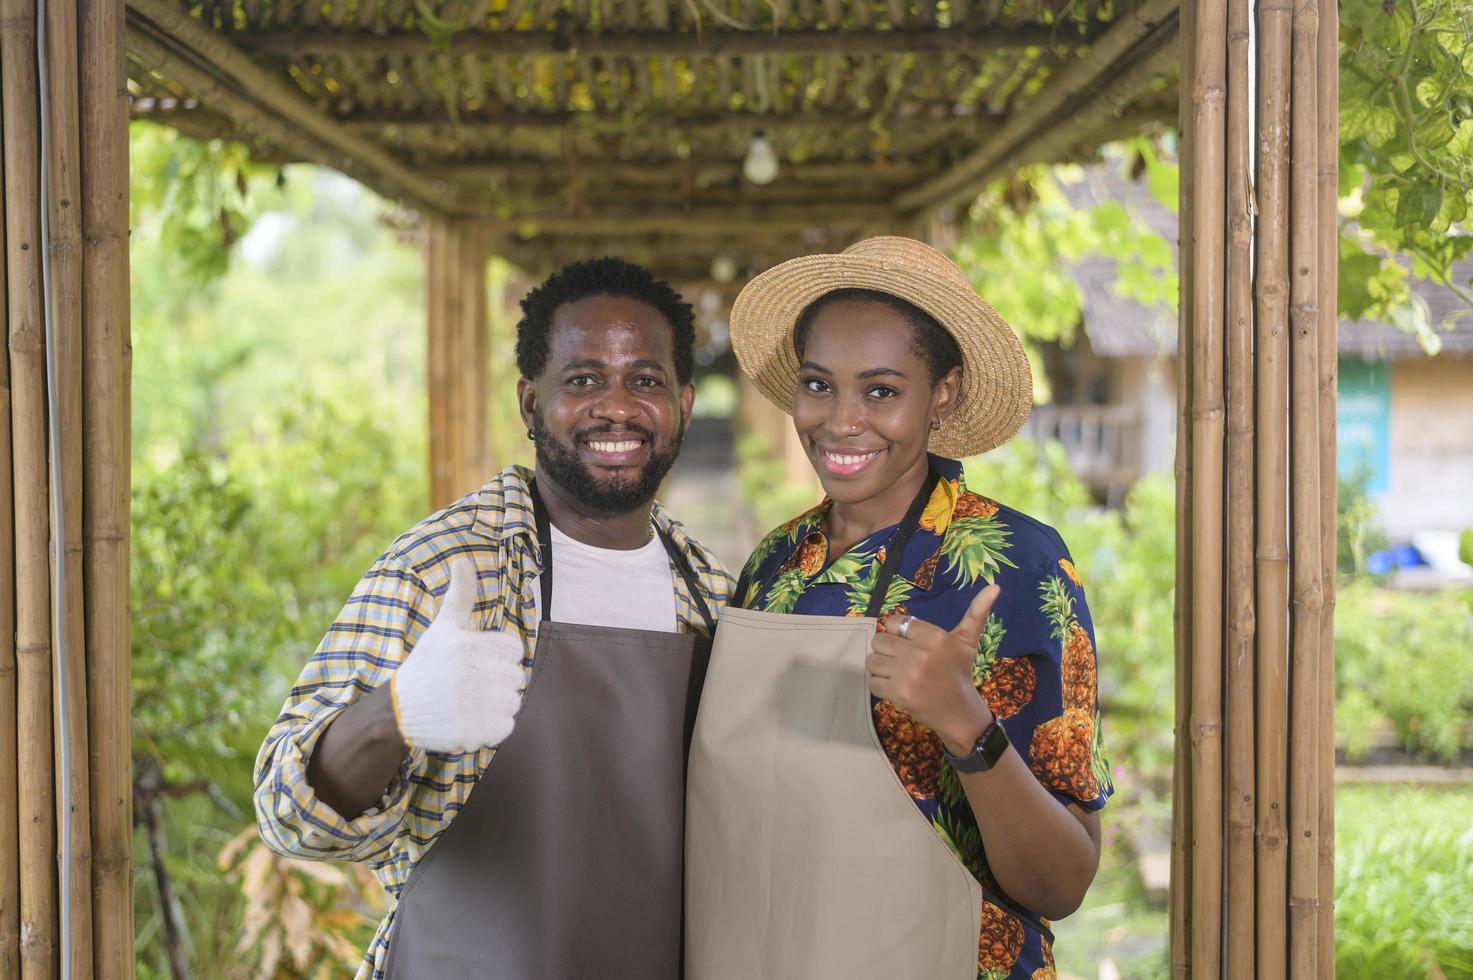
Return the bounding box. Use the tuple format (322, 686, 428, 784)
(685, 470, 985, 980)
(384, 485, 714, 979)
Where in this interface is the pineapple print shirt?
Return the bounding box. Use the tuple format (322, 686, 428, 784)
(737, 454, 1112, 980)
(252, 465, 731, 980)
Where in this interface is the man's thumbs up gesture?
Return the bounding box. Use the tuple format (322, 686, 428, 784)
(867, 585, 1002, 757)
(391, 559, 527, 754)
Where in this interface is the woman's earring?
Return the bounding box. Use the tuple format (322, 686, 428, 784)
(929, 419, 942, 431)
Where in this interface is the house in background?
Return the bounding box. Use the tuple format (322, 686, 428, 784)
(1031, 165, 1473, 544)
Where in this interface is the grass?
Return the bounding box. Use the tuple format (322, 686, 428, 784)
(1335, 784, 1473, 979)
(1048, 783, 1473, 980)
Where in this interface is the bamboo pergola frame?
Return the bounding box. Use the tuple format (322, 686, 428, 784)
(1, 0, 1339, 974)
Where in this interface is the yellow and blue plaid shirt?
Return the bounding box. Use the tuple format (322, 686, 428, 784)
(252, 465, 731, 979)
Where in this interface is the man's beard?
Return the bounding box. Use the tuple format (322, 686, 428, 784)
(530, 411, 684, 516)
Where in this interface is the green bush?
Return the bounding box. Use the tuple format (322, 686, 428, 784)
(1335, 785, 1473, 978)
(131, 388, 425, 977)
(1335, 578, 1473, 763)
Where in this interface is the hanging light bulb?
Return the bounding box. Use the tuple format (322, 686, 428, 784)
(710, 254, 738, 283)
(742, 131, 780, 185)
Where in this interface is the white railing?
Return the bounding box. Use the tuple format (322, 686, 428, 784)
(1020, 404, 1142, 504)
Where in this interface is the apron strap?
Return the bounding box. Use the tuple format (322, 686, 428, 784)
(529, 479, 556, 621)
(863, 466, 942, 620)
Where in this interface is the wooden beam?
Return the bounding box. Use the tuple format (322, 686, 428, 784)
(125, 0, 459, 212)
(346, 106, 936, 133)
(444, 158, 925, 185)
(486, 203, 895, 234)
(971, 63, 1180, 185)
(895, 0, 1180, 211)
(234, 22, 1100, 58)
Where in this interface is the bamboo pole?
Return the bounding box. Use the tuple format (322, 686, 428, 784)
(1169, 0, 1199, 971)
(80, 0, 135, 967)
(1315, 0, 1340, 968)
(125, 0, 458, 214)
(43, 0, 99, 967)
(0, 123, 20, 980)
(1223, 0, 1256, 965)
(2, 0, 61, 971)
(1188, 0, 1228, 970)
(1255, 0, 1294, 973)
(1287, 0, 1323, 970)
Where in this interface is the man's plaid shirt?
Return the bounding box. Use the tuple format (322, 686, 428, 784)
(252, 465, 731, 979)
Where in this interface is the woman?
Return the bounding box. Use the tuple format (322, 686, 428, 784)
(686, 237, 1110, 980)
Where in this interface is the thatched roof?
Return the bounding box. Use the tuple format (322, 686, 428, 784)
(124, 0, 1179, 280)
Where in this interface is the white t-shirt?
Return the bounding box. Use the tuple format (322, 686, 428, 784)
(531, 522, 679, 633)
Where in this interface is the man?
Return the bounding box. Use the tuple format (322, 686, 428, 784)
(253, 258, 730, 979)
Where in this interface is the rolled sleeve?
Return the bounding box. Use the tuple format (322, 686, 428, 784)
(253, 553, 434, 862)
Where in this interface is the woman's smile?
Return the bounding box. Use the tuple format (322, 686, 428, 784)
(818, 446, 887, 477)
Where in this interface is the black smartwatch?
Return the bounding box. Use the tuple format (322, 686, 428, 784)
(943, 717, 1010, 773)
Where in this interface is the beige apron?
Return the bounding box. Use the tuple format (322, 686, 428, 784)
(686, 470, 984, 980)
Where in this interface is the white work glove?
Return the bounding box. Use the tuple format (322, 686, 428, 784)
(390, 559, 527, 753)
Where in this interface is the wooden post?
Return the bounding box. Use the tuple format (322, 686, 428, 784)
(1315, 0, 1341, 968)
(1256, 1, 1295, 975)
(1187, 0, 1228, 973)
(1169, 0, 1197, 969)
(2, 2, 61, 974)
(1176, 0, 1338, 971)
(0, 98, 19, 980)
(1, 0, 132, 970)
(1287, 0, 1323, 971)
(426, 218, 491, 509)
(1223, 0, 1257, 967)
(81, 0, 135, 967)
(43, 0, 99, 967)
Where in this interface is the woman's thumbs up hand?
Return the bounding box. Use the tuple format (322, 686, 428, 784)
(867, 585, 1001, 756)
(390, 559, 528, 754)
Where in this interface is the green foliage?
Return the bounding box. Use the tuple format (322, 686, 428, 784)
(1335, 785, 1473, 977)
(1334, 577, 1473, 762)
(130, 122, 279, 283)
(129, 134, 440, 975)
(1339, 0, 1473, 327)
(951, 154, 1179, 370)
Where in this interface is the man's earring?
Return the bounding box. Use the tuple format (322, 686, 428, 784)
(526, 428, 536, 441)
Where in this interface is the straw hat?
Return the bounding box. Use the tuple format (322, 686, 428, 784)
(729, 236, 1033, 458)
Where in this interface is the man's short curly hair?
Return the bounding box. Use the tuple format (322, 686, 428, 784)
(516, 257, 697, 384)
